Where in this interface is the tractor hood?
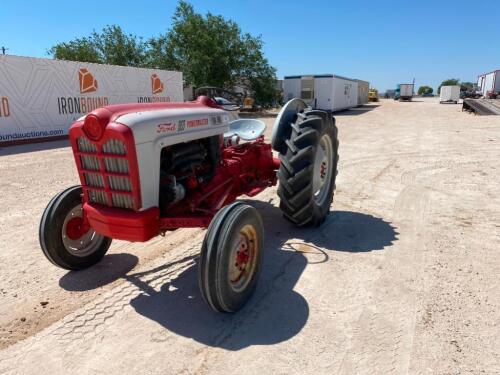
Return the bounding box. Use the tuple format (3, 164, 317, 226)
(73, 96, 230, 146)
(116, 106, 229, 145)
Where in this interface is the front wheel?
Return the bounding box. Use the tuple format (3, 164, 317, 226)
(39, 186, 112, 270)
(198, 202, 264, 313)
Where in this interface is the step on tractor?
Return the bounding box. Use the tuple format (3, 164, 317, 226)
(39, 96, 339, 313)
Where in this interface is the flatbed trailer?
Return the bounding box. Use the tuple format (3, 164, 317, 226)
(462, 98, 500, 115)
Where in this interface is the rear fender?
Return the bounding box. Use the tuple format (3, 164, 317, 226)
(271, 98, 307, 154)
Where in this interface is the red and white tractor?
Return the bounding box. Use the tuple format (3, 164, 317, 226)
(39, 96, 339, 312)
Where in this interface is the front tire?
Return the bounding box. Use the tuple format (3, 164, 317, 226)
(39, 186, 112, 270)
(277, 109, 339, 227)
(198, 202, 264, 313)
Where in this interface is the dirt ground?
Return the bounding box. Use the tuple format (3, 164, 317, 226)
(0, 98, 499, 374)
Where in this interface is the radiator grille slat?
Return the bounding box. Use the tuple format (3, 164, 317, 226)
(88, 190, 109, 205)
(104, 158, 129, 174)
(108, 176, 132, 191)
(112, 193, 134, 209)
(80, 155, 100, 171)
(77, 137, 98, 153)
(84, 173, 105, 188)
(103, 139, 127, 155)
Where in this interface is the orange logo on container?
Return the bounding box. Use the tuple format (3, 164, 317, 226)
(79, 68, 98, 94)
(0, 97, 10, 117)
(151, 74, 164, 94)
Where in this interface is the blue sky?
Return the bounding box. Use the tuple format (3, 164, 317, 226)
(1, 0, 499, 91)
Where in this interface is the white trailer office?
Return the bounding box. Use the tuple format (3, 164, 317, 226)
(356, 79, 369, 105)
(283, 74, 361, 112)
(477, 70, 500, 98)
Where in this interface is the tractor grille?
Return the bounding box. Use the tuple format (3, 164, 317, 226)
(76, 137, 137, 210)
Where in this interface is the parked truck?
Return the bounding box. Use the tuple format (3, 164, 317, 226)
(395, 84, 414, 101)
(440, 85, 460, 104)
(477, 70, 500, 99)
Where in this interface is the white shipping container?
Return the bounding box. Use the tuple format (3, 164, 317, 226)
(283, 74, 361, 112)
(356, 80, 369, 105)
(0, 55, 183, 145)
(440, 85, 460, 103)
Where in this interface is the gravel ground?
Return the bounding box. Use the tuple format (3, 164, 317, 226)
(0, 98, 499, 374)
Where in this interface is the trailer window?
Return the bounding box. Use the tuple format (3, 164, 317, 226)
(301, 90, 313, 100)
(300, 77, 314, 101)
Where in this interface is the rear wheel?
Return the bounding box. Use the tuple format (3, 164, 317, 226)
(198, 202, 264, 313)
(277, 109, 339, 227)
(39, 186, 112, 270)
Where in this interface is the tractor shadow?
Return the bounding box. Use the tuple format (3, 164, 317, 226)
(128, 200, 398, 350)
(59, 253, 139, 291)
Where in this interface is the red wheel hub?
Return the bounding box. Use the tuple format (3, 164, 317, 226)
(66, 217, 88, 240)
(320, 161, 327, 179)
(235, 242, 250, 269)
(228, 225, 259, 292)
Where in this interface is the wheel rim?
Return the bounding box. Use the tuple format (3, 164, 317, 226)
(227, 224, 259, 292)
(61, 204, 105, 257)
(312, 134, 334, 205)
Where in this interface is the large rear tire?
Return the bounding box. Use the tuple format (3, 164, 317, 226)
(277, 109, 339, 227)
(198, 202, 264, 313)
(39, 186, 112, 270)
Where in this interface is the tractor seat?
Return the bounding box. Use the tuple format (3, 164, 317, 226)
(224, 119, 267, 141)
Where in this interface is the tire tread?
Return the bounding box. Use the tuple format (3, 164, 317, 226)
(277, 109, 339, 227)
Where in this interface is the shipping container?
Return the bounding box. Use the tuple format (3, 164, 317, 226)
(477, 70, 500, 98)
(356, 80, 369, 106)
(283, 74, 364, 112)
(439, 85, 460, 103)
(0, 55, 183, 145)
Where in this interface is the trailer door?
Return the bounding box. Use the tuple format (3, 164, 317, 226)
(314, 77, 333, 111)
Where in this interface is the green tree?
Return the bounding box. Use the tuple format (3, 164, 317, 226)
(417, 85, 433, 95)
(437, 79, 460, 94)
(48, 37, 101, 63)
(146, 1, 277, 105)
(49, 25, 147, 67)
(48, 2, 277, 105)
(460, 81, 476, 92)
